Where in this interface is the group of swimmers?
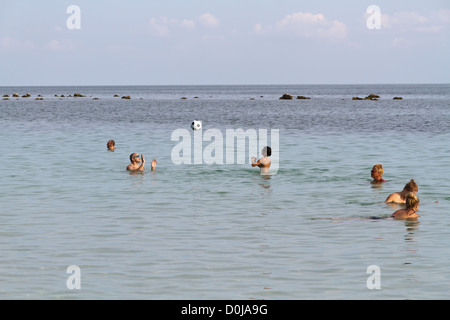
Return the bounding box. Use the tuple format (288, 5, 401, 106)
(371, 164, 420, 220)
(107, 140, 419, 220)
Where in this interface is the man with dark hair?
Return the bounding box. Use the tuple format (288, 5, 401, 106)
(251, 146, 271, 175)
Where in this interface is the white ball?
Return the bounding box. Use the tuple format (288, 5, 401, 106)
(191, 120, 202, 131)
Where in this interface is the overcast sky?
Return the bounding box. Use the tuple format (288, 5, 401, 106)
(1, 0, 449, 86)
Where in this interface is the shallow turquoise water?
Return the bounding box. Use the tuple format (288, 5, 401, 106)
(0, 84, 449, 299)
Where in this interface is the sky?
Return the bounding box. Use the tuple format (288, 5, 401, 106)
(1, 0, 449, 86)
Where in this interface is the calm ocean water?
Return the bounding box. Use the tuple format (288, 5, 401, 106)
(0, 84, 449, 299)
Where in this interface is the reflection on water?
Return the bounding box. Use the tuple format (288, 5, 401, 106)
(258, 175, 272, 190)
(404, 220, 420, 242)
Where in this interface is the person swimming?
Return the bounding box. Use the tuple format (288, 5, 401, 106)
(126, 153, 157, 172)
(107, 139, 116, 151)
(371, 164, 386, 183)
(251, 146, 271, 175)
(391, 192, 420, 220)
(385, 179, 418, 204)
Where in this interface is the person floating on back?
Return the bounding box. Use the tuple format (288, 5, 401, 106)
(391, 192, 420, 220)
(371, 164, 386, 183)
(252, 146, 271, 175)
(385, 179, 418, 204)
(126, 153, 157, 172)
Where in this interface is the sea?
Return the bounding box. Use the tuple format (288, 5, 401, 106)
(0, 84, 449, 300)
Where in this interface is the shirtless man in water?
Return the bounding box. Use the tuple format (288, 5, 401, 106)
(252, 146, 271, 175)
(126, 153, 157, 171)
(385, 179, 418, 204)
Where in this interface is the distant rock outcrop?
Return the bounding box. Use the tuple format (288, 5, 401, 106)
(279, 93, 293, 100)
(393, 97, 403, 100)
(73, 93, 85, 97)
(365, 94, 380, 99)
(296, 95, 311, 100)
(121, 96, 131, 99)
(352, 94, 379, 100)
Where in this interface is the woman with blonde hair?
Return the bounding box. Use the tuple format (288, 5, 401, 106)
(371, 164, 386, 183)
(392, 192, 420, 220)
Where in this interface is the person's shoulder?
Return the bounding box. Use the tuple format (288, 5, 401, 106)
(392, 209, 405, 218)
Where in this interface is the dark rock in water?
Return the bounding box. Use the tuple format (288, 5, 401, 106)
(121, 96, 131, 99)
(35, 97, 44, 100)
(2, 98, 10, 100)
(393, 97, 403, 100)
(353, 94, 379, 100)
(181, 97, 187, 99)
(114, 94, 119, 97)
(74, 93, 85, 97)
(22, 93, 31, 98)
(92, 97, 99, 100)
(2, 94, 9, 97)
(13, 93, 19, 97)
(279, 93, 293, 100)
(297, 95, 311, 100)
(61, 94, 65, 97)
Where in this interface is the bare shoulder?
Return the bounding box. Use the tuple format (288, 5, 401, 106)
(385, 192, 400, 203)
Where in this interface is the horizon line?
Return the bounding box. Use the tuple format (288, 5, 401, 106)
(1, 82, 449, 88)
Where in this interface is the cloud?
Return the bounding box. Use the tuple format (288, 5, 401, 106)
(254, 12, 348, 40)
(0, 36, 34, 50)
(198, 13, 220, 27)
(146, 13, 219, 37)
(44, 39, 78, 51)
(436, 9, 450, 23)
(378, 10, 450, 33)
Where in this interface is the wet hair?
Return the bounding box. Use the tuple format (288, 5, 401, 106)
(405, 192, 419, 209)
(404, 179, 418, 193)
(129, 153, 137, 161)
(107, 140, 115, 148)
(372, 164, 383, 176)
(263, 146, 272, 157)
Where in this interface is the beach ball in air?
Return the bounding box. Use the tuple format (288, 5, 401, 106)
(191, 120, 202, 131)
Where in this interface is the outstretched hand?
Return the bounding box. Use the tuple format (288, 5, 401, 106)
(151, 159, 157, 170)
